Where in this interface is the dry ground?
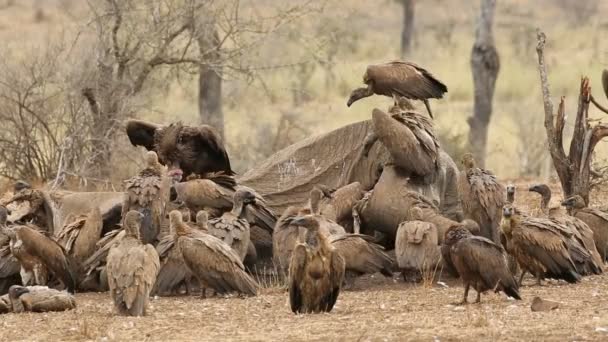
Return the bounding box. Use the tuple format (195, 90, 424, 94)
(1, 273, 607, 341)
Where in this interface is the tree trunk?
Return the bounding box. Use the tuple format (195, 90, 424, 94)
(197, 26, 224, 139)
(400, 0, 415, 58)
(468, 0, 499, 167)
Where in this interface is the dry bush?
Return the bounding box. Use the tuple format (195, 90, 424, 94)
(554, 0, 599, 26)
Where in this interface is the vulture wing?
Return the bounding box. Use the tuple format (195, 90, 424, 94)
(208, 214, 250, 261)
(329, 234, 393, 276)
(465, 168, 505, 220)
(323, 250, 345, 312)
(179, 235, 258, 296)
(366, 61, 447, 100)
(288, 243, 307, 313)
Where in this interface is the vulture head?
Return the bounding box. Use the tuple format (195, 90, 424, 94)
(145, 151, 163, 172)
(506, 184, 516, 203)
(195, 210, 208, 229)
(290, 215, 320, 231)
(8, 285, 29, 299)
(443, 225, 471, 248)
(460, 153, 476, 170)
(313, 185, 335, 199)
(234, 189, 257, 206)
(529, 184, 552, 208)
(124, 210, 144, 238)
(346, 88, 370, 107)
(561, 195, 586, 209)
(169, 210, 188, 236)
(13, 180, 31, 192)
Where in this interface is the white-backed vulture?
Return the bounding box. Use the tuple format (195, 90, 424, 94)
(395, 207, 441, 282)
(562, 195, 608, 261)
(443, 225, 521, 304)
(56, 207, 103, 265)
(458, 153, 505, 243)
(170, 210, 258, 296)
(501, 205, 581, 285)
(8, 285, 76, 313)
(207, 189, 256, 261)
(3, 223, 76, 293)
(288, 215, 345, 314)
(328, 233, 393, 280)
(122, 151, 168, 245)
(106, 211, 160, 316)
(347, 61, 448, 118)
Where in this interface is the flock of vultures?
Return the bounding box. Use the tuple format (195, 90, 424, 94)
(0, 61, 607, 317)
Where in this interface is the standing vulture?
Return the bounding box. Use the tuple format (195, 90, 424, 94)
(170, 210, 258, 296)
(500, 205, 581, 285)
(443, 225, 521, 304)
(288, 215, 345, 314)
(562, 195, 608, 261)
(106, 211, 160, 316)
(8, 285, 76, 313)
(122, 151, 168, 245)
(3, 224, 76, 293)
(347, 61, 448, 118)
(207, 189, 256, 261)
(458, 153, 505, 244)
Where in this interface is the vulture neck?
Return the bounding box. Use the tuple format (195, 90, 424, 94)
(10, 297, 25, 313)
(174, 221, 190, 236)
(506, 191, 515, 204)
(231, 200, 246, 218)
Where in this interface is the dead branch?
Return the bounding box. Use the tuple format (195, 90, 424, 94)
(590, 95, 608, 115)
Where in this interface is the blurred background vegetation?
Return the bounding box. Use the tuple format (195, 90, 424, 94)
(0, 0, 606, 190)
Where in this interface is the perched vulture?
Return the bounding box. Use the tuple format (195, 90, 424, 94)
(506, 184, 516, 204)
(443, 225, 520, 304)
(501, 205, 581, 285)
(56, 207, 103, 265)
(529, 185, 603, 274)
(8, 285, 76, 313)
(153, 210, 208, 296)
(3, 223, 76, 293)
(207, 189, 256, 261)
(288, 215, 345, 314)
(80, 229, 126, 292)
(125, 120, 233, 178)
(170, 210, 258, 296)
(347, 61, 448, 118)
(316, 182, 365, 232)
(307, 187, 346, 237)
(395, 207, 441, 282)
(562, 195, 608, 261)
(106, 211, 160, 316)
(122, 151, 168, 245)
(458, 153, 505, 244)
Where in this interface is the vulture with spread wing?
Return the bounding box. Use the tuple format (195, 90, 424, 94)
(443, 225, 521, 304)
(288, 215, 345, 314)
(347, 61, 447, 118)
(106, 211, 160, 316)
(8, 285, 76, 313)
(458, 153, 505, 244)
(170, 211, 258, 296)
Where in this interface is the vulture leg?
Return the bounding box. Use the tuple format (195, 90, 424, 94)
(518, 270, 526, 287)
(423, 99, 434, 119)
(535, 274, 542, 286)
(474, 290, 481, 304)
(455, 283, 470, 305)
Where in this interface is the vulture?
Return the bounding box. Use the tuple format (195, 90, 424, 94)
(395, 207, 441, 282)
(122, 151, 168, 245)
(316, 182, 365, 232)
(458, 153, 505, 244)
(3, 223, 76, 293)
(443, 225, 520, 304)
(0, 207, 21, 295)
(506, 184, 516, 204)
(500, 205, 581, 285)
(8, 285, 76, 313)
(328, 233, 393, 283)
(529, 184, 603, 274)
(170, 210, 258, 296)
(562, 195, 608, 261)
(153, 210, 208, 296)
(207, 189, 256, 261)
(347, 61, 448, 118)
(273, 206, 305, 277)
(4, 184, 53, 233)
(288, 215, 345, 314)
(56, 207, 103, 265)
(106, 210, 160, 316)
(307, 187, 346, 237)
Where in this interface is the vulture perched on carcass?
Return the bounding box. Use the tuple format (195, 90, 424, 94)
(3, 223, 76, 293)
(457, 153, 505, 244)
(106, 210, 160, 316)
(395, 207, 441, 282)
(207, 189, 256, 262)
(500, 205, 581, 285)
(443, 225, 521, 304)
(562, 195, 608, 261)
(56, 207, 103, 266)
(347, 61, 448, 118)
(7, 285, 76, 313)
(529, 185, 603, 274)
(170, 210, 258, 297)
(122, 151, 168, 245)
(288, 215, 345, 314)
(153, 210, 208, 296)
(3, 182, 53, 234)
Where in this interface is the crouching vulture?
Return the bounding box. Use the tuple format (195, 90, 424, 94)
(501, 205, 581, 285)
(170, 210, 258, 297)
(443, 225, 521, 304)
(562, 195, 608, 261)
(347, 61, 448, 118)
(8, 285, 76, 313)
(288, 215, 345, 314)
(458, 153, 505, 244)
(3, 223, 76, 293)
(396, 207, 441, 282)
(106, 211, 160, 316)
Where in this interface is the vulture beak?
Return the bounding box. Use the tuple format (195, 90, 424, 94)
(528, 185, 537, 192)
(8, 285, 29, 299)
(290, 216, 308, 227)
